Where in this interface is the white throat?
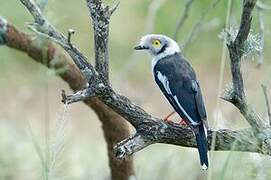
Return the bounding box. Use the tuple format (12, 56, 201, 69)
(151, 39, 180, 71)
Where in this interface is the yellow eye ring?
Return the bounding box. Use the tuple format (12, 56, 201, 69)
(152, 39, 161, 47)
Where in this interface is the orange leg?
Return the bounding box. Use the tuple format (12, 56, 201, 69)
(163, 111, 176, 122)
(179, 118, 187, 126)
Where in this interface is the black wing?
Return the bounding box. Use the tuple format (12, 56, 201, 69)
(192, 80, 207, 121)
(154, 53, 209, 168)
(153, 53, 207, 128)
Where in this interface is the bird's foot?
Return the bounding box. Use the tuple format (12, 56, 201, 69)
(179, 119, 187, 126)
(163, 111, 176, 122)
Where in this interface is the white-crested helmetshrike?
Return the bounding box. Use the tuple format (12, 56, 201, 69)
(134, 34, 209, 169)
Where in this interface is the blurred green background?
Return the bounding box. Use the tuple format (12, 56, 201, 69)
(0, 0, 271, 179)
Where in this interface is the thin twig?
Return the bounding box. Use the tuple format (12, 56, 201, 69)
(256, 1, 271, 10)
(114, 0, 167, 81)
(144, 0, 167, 34)
(261, 85, 271, 125)
(174, 0, 194, 40)
(110, 1, 120, 15)
(67, 29, 75, 45)
(181, 0, 222, 51)
(20, 0, 100, 84)
(37, 0, 49, 11)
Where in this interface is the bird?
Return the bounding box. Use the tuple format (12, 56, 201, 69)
(134, 34, 209, 170)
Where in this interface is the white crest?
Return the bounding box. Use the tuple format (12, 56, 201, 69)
(141, 34, 180, 70)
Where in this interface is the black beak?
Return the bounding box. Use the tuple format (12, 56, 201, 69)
(134, 45, 148, 50)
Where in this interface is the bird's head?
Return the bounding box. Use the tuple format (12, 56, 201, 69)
(134, 34, 180, 58)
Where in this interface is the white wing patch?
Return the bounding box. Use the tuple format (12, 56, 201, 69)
(204, 125, 208, 138)
(157, 71, 199, 126)
(157, 71, 172, 95)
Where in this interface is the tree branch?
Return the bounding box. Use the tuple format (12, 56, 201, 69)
(86, 0, 113, 82)
(62, 89, 95, 104)
(180, 0, 222, 50)
(17, 0, 271, 163)
(20, 0, 97, 82)
(19, 0, 151, 128)
(0, 16, 134, 180)
(227, 0, 256, 100)
(173, 0, 194, 40)
(114, 126, 264, 159)
(114, 0, 166, 80)
(224, 0, 266, 134)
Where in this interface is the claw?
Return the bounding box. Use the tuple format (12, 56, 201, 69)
(163, 111, 176, 122)
(179, 119, 187, 126)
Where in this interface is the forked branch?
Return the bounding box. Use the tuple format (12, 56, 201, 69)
(224, 0, 265, 133)
(17, 0, 271, 160)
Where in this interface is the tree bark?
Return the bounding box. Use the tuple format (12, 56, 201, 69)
(0, 19, 134, 180)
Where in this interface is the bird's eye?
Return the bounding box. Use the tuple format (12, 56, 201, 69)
(152, 40, 161, 47)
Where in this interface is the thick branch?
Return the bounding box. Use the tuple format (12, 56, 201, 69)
(114, 126, 263, 159)
(115, 134, 152, 159)
(227, 0, 257, 100)
(86, 0, 112, 82)
(225, 0, 266, 133)
(63, 84, 271, 157)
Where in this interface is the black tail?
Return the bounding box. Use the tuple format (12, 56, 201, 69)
(195, 123, 209, 170)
